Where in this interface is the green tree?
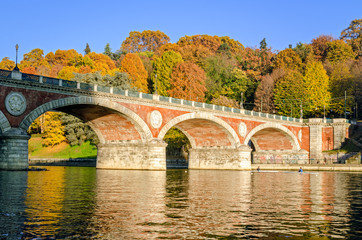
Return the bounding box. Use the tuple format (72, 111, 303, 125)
(273, 70, 305, 117)
(303, 61, 331, 116)
(61, 114, 99, 146)
(152, 51, 183, 96)
(84, 43, 91, 55)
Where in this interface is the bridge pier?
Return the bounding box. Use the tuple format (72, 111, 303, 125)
(188, 145, 252, 170)
(96, 139, 167, 170)
(0, 128, 30, 170)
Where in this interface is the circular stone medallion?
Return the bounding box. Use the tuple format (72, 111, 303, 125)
(5, 92, 27, 116)
(150, 110, 162, 128)
(238, 122, 247, 137)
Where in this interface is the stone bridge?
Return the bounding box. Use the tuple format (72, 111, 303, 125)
(0, 69, 350, 170)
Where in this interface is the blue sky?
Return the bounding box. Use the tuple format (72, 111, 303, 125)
(1, 0, 361, 61)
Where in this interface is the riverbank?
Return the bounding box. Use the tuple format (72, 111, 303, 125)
(252, 164, 362, 172)
(29, 158, 96, 167)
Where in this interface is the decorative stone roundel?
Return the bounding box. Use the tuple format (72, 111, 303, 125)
(150, 110, 162, 129)
(5, 92, 27, 116)
(238, 122, 247, 137)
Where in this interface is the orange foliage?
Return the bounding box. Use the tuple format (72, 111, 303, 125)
(120, 53, 148, 92)
(168, 62, 207, 101)
(122, 30, 170, 53)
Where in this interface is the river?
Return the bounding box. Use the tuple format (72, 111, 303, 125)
(1, 167, 362, 239)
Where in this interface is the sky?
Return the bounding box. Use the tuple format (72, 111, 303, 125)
(1, 0, 361, 61)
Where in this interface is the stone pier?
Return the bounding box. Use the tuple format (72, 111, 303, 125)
(0, 128, 30, 170)
(188, 145, 252, 170)
(96, 139, 167, 170)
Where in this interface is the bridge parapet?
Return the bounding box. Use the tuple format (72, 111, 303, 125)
(0, 69, 307, 124)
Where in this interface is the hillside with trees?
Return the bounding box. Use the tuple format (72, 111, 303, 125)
(1, 19, 361, 155)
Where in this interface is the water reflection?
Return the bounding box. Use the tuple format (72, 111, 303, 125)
(1, 168, 362, 239)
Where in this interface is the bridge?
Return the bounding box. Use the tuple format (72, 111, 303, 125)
(0, 68, 350, 170)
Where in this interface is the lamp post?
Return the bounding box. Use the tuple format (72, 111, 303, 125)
(14, 44, 19, 71)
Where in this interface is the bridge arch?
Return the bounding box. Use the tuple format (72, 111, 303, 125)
(158, 112, 240, 148)
(244, 122, 301, 151)
(19, 96, 153, 143)
(0, 110, 11, 134)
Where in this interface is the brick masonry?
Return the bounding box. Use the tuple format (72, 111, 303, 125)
(0, 74, 351, 170)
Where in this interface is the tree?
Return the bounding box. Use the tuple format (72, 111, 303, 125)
(20, 48, 49, 70)
(273, 70, 305, 117)
(86, 52, 116, 75)
(325, 60, 355, 116)
(293, 42, 315, 64)
(211, 95, 239, 108)
(168, 62, 207, 101)
(260, 38, 267, 50)
(303, 61, 331, 116)
(326, 40, 355, 63)
(84, 43, 91, 55)
(273, 48, 302, 71)
(119, 53, 148, 92)
(205, 54, 236, 100)
(72, 71, 133, 88)
(220, 36, 244, 55)
(311, 35, 335, 61)
(340, 18, 362, 57)
(42, 112, 66, 147)
(122, 30, 170, 53)
(152, 51, 183, 96)
(0, 57, 15, 70)
(61, 113, 98, 146)
(254, 69, 286, 113)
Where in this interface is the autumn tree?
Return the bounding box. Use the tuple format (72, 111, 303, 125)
(325, 60, 355, 116)
(42, 112, 66, 147)
(254, 69, 286, 113)
(211, 95, 239, 108)
(311, 35, 335, 61)
(152, 50, 183, 96)
(340, 18, 362, 57)
(0, 57, 15, 70)
(119, 53, 148, 92)
(168, 62, 207, 101)
(177, 35, 222, 67)
(303, 61, 331, 117)
(20, 48, 50, 74)
(326, 40, 355, 63)
(122, 30, 170, 53)
(273, 48, 302, 71)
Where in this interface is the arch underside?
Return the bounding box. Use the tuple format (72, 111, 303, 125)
(56, 104, 145, 144)
(173, 119, 235, 148)
(250, 128, 295, 151)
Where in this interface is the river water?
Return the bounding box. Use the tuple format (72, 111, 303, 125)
(1, 167, 362, 239)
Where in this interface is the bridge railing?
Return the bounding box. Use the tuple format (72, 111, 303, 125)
(0, 69, 347, 124)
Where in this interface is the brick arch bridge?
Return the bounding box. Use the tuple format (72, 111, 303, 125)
(0, 69, 350, 170)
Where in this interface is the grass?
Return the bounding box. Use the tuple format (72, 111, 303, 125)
(29, 135, 97, 159)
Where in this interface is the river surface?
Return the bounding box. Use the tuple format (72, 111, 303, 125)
(1, 167, 362, 239)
